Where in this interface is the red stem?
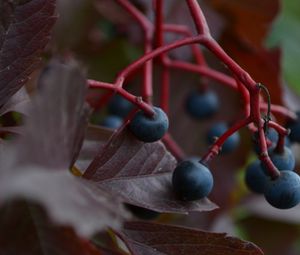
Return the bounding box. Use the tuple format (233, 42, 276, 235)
(115, 0, 154, 103)
(186, 0, 210, 35)
(201, 118, 251, 164)
(162, 133, 186, 160)
(88, 80, 154, 116)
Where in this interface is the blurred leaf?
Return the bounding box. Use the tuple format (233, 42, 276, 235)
(238, 214, 300, 255)
(0, 60, 129, 237)
(267, 0, 300, 94)
(208, 0, 284, 107)
(83, 127, 218, 213)
(0, 87, 30, 116)
(18, 60, 89, 169)
(118, 221, 264, 255)
(0, 200, 103, 255)
(0, 0, 56, 106)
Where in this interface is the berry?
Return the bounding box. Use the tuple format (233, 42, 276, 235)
(108, 94, 133, 118)
(185, 90, 219, 119)
(206, 122, 240, 153)
(268, 146, 295, 171)
(264, 171, 300, 209)
(125, 204, 160, 220)
(245, 160, 269, 193)
(172, 160, 214, 201)
(129, 107, 169, 143)
(287, 111, 300, 143)
(101, 115, 123, 129)
(253, 128, 290, 154)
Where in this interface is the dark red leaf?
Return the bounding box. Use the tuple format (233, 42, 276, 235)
(209, 0, 280, 47)
(0, 0, 56, 106)
(0, 200, 103, 255)
(18, 59, 89, 169)
(83, 127, 217, 213)
(0, 87, 30, 116)
(118, 221, 264, 255)
(0, 60, 129, 237)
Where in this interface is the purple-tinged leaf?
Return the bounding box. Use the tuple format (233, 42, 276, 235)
(0, 200, 104, 255)
(117, 221, 264, 255)
(75, 125, 114, 172)
(0, 87, 30, 116)
(83, 128, 217, 213)
(0, 0, 57, 106)
(17, 59, 89, 169)
(0, 59, 129, 237)
(0, 169, 128, 237)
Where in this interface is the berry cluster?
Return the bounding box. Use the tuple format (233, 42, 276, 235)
(88, 0, 300, 210)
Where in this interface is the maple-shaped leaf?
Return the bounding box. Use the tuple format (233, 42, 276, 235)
(0, 60, 129, 237)
(0, 0, 56, 107)
(17, 59, 89, 169)
(0, 200, 103, 255)
(117, 221, 264, 255)
(83, 128, 217, 213)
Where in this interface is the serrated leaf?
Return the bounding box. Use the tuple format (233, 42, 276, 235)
(0, 0, 56, 106)
(0, 59, 129, 237)
(118, 221, 264, 255)
(17, 59, 89, 169)
(0, 200, 103, 255)
(83, 128, 217, 213)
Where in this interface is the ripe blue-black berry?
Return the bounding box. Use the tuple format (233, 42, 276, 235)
(129, 107, 169, 142)
(287, 111, 300, 143)
(172, 160, 213, 201)
(125, 204, 160, 220)
(253, 128, 290, 154)
(185, 90, 219, 119)
(206, 122, 240, 153)
(269, 146, 295, 171)
(264, 171, 300, 209)
(108, 94, 133, 118)
(245, 160, 269, 193)
(101, 115, 123, 129)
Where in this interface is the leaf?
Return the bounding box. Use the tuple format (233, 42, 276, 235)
(0, 200, 103, 255)
(0, 59, 129, 237)
(267, 0, 300, 94)
(209, 0, 280, 47)
(0, 87, 30, 116)
(117, 221, 264, 255)
(75, 125, 114, 173)
(0, 169, 128, 237)
(17, 59, 89, 169)
(83, 127, 217, 213)
(209, 0, 284, 108)
(0, 0, 57, 106)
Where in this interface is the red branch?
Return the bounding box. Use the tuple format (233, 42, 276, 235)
(88, 0, 296, 178)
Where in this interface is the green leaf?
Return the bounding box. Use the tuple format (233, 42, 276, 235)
(267, 0, 300, 93)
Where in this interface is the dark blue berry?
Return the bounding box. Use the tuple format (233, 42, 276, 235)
(172, 160, 214, 201)
(206, 122, 240, 153)
(129, 107, 169, 143)
(288, 111, 300, 143)
(101, 115, 123, 129)
(185, 90, 219, 119)
(253, 128, 290, 154)
(269, 146, 295, 171)
(125, 204, 160, 220)
(108, 94, 133, 118)
(264, 171, 300, 209)
(245, 160, 269, 193)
